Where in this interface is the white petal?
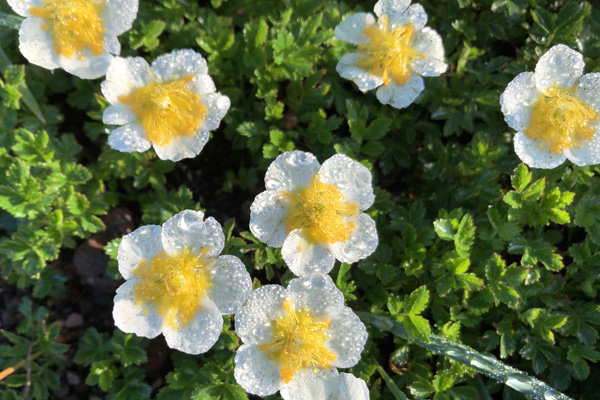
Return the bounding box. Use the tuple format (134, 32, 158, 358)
(201, 92, 230, 131)
(161, 211, 225, 258)
(108, 123, 152, 153)
(535, 44, 584, 93)
(162, 298, 222, 354)
(281, 230, 336, 276)
(334, 13, 376, 45)
(513, 131, 566, 169)
(153, 131, 210, 161)
(500, 72, 539, 132)
(7, 0, 43, 17)
(287, 274, 345, 318)
(373, 0, 411, 18)
(329, 213, 378, 264)
(318, 153, 374, 210)
(280, 368, 339, 400)
(58, 50, 113, 80)
(103, 34, 121, 56)
(411, 27, 447, 77)
(331, 373, 370, 400)
(235, 285, 287, 345)
(205, 255, 251, 315)
(249, 190, 290, 248)
(103, 104, 136, 125)
(575, 73, 600, 114)
(151, 49, 208, 81)
(189, 74, 216, 96)
(389, 4, 428, 31)
(375, 73, 424, 109)
(101, 56, 153, 104)
(113, 279, 162, 339)
(326, 307, 368, 368)
(336, 53, 383, 92)
(117, 225, 163, 279)
(18, 17, 60, 71)
(234, 344, 281, 397)
(103, 0, 139, 36)
(564, 123, 600, 167)
(264, 151, 320, 192)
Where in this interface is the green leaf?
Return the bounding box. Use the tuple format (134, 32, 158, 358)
(454, 214, 475, 258)
(404, 285, 429, 315)
(74, 328, 110, 366)
(511, 163, 531, 192)
(433, 219, 454, 240)
(404, 315, 431, 342)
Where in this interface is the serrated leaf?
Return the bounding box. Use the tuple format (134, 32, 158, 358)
(511, 163, 531, 192)
(404, 285, 429, 315)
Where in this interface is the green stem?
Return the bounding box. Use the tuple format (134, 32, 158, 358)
(0, 12, 23, 30)
(357, 312, 572, 400)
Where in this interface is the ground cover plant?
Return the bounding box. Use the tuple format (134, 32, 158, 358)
(0, 0, 600, 399)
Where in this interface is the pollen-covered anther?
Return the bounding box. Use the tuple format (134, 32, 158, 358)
(30, 0, 106, 59)
(132, 246, 212, 329)
(524, 85, 599, 154)
(119, 75, 207, 146)
(355, 16, 424, 86)
(283, 175, 358, 244)
(258, 300, 336, 383)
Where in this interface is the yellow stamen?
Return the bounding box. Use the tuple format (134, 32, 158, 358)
(119, 75, 207, 146)
(355, 16, 424, 86)
(524, 84, 599, 154)
(258, 300, 336, 383)
(30, 0, 106, 60)
(283, 174, 358, 244)
(132, 247, 212, 329)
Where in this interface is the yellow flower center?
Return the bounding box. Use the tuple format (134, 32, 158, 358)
(524, 84, 599, 154)
(283, 175, 358, 245)
(132, 247, 212, 330)
(119, 75, 207, 146)
(30, 0, 106, 60)
(355, 16, 424, 86)
(258, 300, 336, 383)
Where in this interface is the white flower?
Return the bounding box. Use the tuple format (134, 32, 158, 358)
(101, 49, 230, 162)
(113, 210, 251, 354)
(334, 0, 447, 109)
(234, 273, 368, 398)
(500, 44, 600, 169)
(281, 371, 370, 400)
(250, 151, 378, 277)
(7, 0, 138, 79)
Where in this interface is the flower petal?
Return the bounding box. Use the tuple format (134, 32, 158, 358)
(334, 13, 376, 45)
(18, 16, 60, 71)
(205, 255, 252, 315)
(103, 104, 136, 125)
(235, 285, 287, 345)
(500, 72, 539, 132)
(287, 274, 345, 318)
(234, 344, 281, 397)
(151, 49, 208, 82)
(113, 279, 162, 338)
(103, 0, 139, 36)
(280, 368, 339, 400)
(281, 230, 336, 276)
(153, 131, 210, 161)
(161, 211, 225, 257)
(249, 190, 290, 248)
(575, 73, 600, 114)
(162, 298, 222, 354)
(318, 153, 375, 210)
(7, 0, 42, 17)
(336, 53, 384, 92)
(513, 131, 566, 169)
(535, 44, 584, 93)
(373, 0, 411, 18)
(375, 73, 424, 109)
(411, 27, 447, 77)
(389, 4, 428, 31)
(189, 74, 216, 96)
(117, 224, 163, 279)
(108, 123, 152, 153)
(326, 307, 368, 368)
(329, 213, 378, 264)
(101, 56, 153, 104)
(201, 92, 230, 131)
(58, 50, 114, 80)
(332, 373, 370, 400)
(563, 123, 600, 167)
(264, 150, 320, 192)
